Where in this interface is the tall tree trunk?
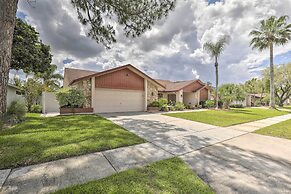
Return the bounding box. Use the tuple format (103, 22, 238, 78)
(0, 0, 18, 117)
(215, 57, 219, 109)
(269, 43, 275, 108)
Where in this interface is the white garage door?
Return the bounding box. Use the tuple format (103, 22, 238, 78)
(94, 88, 145, 113)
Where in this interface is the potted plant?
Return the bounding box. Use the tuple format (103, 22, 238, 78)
(56, 87, 93, 114)
(147, 101, 160, 112)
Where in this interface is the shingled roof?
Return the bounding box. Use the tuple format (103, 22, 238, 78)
(155, 79, 206, 92)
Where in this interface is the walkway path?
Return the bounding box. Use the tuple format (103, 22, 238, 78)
(1, 112, 291, 194)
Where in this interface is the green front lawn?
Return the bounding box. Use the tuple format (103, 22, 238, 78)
(255, 119, 291, 140)
(165, 108, 289, 127)
(54, 157, 214, 194)
(0, 114, 145, 169)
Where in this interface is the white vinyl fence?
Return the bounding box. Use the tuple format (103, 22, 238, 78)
(42, 92, 60, 114)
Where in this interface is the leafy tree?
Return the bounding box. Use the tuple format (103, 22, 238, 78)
(36, 64, 63, 92)
(203, 35, 230, 109)
(249, 15, 291, 108)
(219, 84, 245, 109)
(12, 18, 52, 74)
(0, 0, 176, 116)
(23, 78, 43, 112)
(263, 63, 291, 107)
(72, 0, 175, 48)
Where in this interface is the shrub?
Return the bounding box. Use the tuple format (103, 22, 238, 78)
(174, 102, 185, 111)
(169, 106, 176, 111)
(149, 101, 159, 107)
(184, 104, 191, 109)
(161, 104, 169, 112)
(254, 101, 261, 107)
(199, 101, 206, 108)
(31, 104, 42, 113)
(158, 98, 168, 108)
(205, 100, 215, 108)
(5, 101, 27, 124)
(230, 104, 243, 108)
(56, 87, 86, 108)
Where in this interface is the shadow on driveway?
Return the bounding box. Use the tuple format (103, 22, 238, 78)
(181, 143, 291, 194)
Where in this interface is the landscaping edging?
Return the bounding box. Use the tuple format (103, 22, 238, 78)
(60, 107, 94, 114)
(147, 107, 160, 113)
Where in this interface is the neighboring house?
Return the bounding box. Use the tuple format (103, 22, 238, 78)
(7, 84, 24, 107)
(64, 64, 165, 113)
(155, 79, 210, 107)
(231, 93, 266, 107)
(246, 93, 266, 107)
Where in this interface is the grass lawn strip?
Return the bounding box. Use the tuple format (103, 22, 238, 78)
(0, 113, 145, 169)
(255, 119, 291, 140)
(54, 157, 214, 194)
(165, 108, 289, 127)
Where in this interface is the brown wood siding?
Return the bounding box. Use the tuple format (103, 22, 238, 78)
(200, 88, 208, 101)
(183, 82, 204, 92)
(95, 68, 144, 90)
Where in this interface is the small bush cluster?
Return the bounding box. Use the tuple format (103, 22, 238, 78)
(30, 104, 42, 113)
(148, 101, 159, 107)
(56, 87, 86, 108)
(149, 98, 189, 111)
(158, 98, 168, 108)
(175, 102, 185, 111)
(5, 101, 27, 125)
(229, 104, 243, 108)
(199, 101, 206, 108)
(205, 100, 215, 108)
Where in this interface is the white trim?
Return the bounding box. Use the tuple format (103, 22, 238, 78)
(144, 79, 147, 111)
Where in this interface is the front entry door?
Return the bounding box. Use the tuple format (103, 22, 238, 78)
(168, 94, 176, 104)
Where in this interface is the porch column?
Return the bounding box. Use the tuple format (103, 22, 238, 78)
(176, 90, 183, 103)
(197, 91, 200, 105)
(144, 79, 148, 111)
(91, 76, 95, 109)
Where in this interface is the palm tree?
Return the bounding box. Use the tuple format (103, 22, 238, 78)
(249, 15, 291, 108)
(36, 64, 63, 92)
(203, 35, 230, 109)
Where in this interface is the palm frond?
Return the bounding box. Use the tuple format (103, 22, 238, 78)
(250, 15, 291, 50)
(203, 35, 230, 58)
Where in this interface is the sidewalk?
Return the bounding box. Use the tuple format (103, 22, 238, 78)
(0, 143, 172, 194)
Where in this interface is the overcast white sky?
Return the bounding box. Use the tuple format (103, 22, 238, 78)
(16, 0, 291, 85)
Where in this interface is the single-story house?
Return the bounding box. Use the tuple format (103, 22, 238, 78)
(63, 64, 210, 113)
(231, 93, 266, 107)
(156, 79, 210, 107)
(7, 84, 24, 107)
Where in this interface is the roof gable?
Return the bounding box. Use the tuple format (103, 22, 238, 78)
(68, 64, 165, 88)
(64, 68, 97, 87)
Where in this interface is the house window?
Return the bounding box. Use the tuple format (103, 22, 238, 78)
(158, 93, 163, 99)
(151, 92, 154, 96)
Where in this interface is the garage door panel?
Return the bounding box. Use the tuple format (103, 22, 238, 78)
(94, 89, 144, 113)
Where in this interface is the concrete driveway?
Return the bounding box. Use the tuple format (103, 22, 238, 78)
(101, 111, 247, 155)
(102, 111, 291, 194)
